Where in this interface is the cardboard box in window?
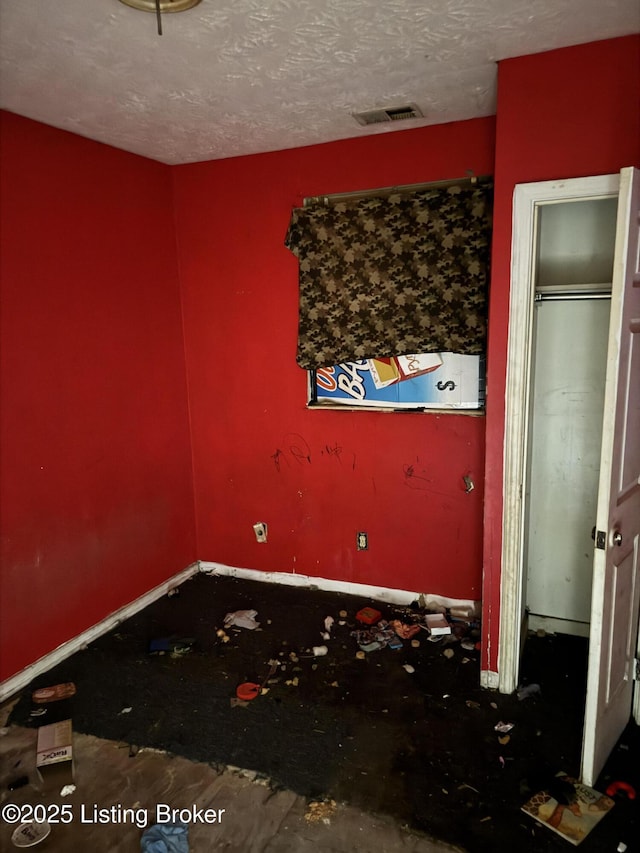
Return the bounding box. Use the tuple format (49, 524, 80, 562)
(36, 719, 74, 784)
(312, 352, 484, 410)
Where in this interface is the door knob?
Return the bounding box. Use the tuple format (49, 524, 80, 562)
(613, 531, 623, 546)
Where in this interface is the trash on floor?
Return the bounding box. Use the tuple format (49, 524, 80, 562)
(140, 822, 189, 853)
(390, 620, 422, 639)
(449, 604, 477, 621)
(517, 683, 541, 701)
(605, 781, 636, 799)
(357, 640, 381, 652)
(236, 682, 261, 701)
(223, 609, 260, 630)
(305, 799, 337, 824)
(36, 718, 74, 784)
(234, 659, 279, 702)
(352, 619, 400, 652)
(11, 820, 51, 848)
(60, 784, 76, 797)
(494, 721, 514, 733)
(347, 598, 481, 658)
(356, 607, 382, 625)
(425, 613, 451, 636)
(148, 638, 195, 656)
(521, 773, 614, 845)
(32, 683, 76, 704)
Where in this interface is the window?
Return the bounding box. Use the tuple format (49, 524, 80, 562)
(285, 177, 491, 412)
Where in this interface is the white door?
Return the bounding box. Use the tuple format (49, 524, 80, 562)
(581, 166, 640, 786)
(497, 173, 622, 697)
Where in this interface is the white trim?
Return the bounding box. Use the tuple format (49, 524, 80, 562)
(0, 563, 200, 704)
(198, 561, 480, 614)
(480, 670, 499, 689)
(498, 174, 620, 695)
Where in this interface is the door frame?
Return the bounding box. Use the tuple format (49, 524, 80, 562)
(497, 173, 620, 695)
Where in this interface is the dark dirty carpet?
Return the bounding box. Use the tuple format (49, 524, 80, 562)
(10, 574, 639, 852)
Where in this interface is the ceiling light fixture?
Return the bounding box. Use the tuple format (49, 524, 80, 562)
(118, 0, 202, 36)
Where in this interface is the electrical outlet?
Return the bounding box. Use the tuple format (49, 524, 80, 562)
(357, 531, 368, 551)
(253, 522, 268, 543)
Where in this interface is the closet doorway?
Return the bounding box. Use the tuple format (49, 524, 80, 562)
(497, 169, 640, 786)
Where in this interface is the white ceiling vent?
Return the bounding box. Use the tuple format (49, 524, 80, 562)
(352, 104, 424, 127)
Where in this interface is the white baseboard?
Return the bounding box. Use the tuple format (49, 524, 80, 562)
(0, 563, 200, 704)
(198, 561, 480, 614)
(480, 670, 499, 689)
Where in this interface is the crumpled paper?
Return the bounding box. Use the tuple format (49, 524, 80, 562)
(140, 823, 189, 853)
(224, 609, 260, 630)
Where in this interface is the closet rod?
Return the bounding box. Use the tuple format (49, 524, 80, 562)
(534, 291, 611, 302)
(304, 174, 492, 207)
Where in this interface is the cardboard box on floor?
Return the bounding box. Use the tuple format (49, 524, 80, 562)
(36, 719, 74, 786)
(425, 613, 451, 636)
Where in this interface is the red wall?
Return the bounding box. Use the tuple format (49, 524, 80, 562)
(0, 113, 196, 681)
(482, 36, 640, 672)
(4, 35, 636, 686)
(173, 118, 495, 599)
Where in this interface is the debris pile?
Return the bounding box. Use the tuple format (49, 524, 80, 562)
(349, 600, 480, 657)
(207, 595, 481, 709)
(304, 799, 337, 824)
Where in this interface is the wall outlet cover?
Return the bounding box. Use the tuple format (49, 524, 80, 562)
(253, 522, 268, 543)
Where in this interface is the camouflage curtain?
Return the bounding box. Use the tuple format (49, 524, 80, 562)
(285, 183, 493, 370)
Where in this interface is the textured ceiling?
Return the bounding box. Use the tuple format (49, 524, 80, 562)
(0, 0, 638, 165)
